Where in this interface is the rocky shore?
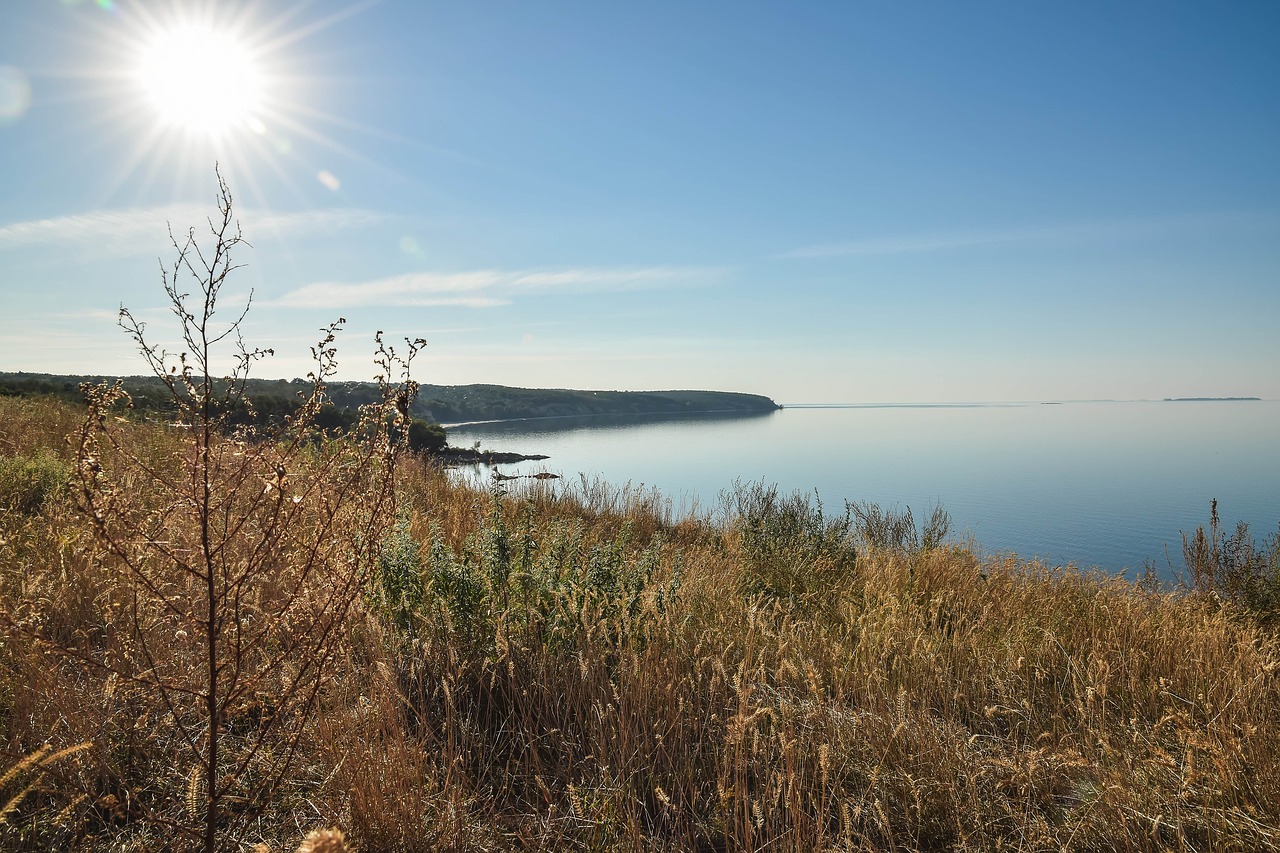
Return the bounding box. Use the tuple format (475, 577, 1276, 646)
(433, 446, 550, 466)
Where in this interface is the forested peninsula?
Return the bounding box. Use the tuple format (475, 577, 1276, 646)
(419, 385, 781, 423)
(0, 372, 779, 427)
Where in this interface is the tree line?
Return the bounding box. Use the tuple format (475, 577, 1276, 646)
(0, 372, 447, 454)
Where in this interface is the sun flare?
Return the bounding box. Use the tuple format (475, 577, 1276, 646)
(135, 25, 264, 137)
(61, 0, 377, 203)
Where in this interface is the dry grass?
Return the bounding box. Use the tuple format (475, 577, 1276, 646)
(2, 395, 1279, 851)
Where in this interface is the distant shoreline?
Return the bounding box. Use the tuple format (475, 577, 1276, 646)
(1163, 397, 1261, 402)
(441, 406, 779, 429)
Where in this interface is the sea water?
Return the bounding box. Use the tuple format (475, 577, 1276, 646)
(445, 400, 1280, 577)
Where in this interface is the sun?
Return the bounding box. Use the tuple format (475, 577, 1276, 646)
(135, 24, 264, 138)
(56, 1, 381, 203)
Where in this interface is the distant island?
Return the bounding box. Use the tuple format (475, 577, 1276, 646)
(1163, 396, 1261, 402)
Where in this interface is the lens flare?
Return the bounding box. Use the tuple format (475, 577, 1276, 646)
(0, 66, 33, 123)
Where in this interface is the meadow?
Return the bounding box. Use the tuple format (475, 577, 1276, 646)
(2, 390, 1279, 852)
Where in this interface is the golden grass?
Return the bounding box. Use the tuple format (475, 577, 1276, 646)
(2, 395, 1278, 851)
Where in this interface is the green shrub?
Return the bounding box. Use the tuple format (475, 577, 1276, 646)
(1183, 499, 1280, 626)
(0, 450, 69, 515)
(425, 522, 490, 642)
(726, 480, 858, 600)
(850, 501, 951, 553)
(406, 418, 446, 453)
(376, 512, 427, 631)
(417, 492, 678, 658)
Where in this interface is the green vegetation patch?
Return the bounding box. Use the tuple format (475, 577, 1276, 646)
(0, 450, 69, 515)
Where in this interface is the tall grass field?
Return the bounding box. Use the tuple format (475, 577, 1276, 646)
(2, 389, 1279, 851)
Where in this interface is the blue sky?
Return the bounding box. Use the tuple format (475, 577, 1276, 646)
(2, 0, 1277, 403)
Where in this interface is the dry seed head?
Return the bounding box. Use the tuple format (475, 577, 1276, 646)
(0, 782, 40, 825)
(0, 744, 51, 790)
(53, 793, 88, 827)
(0, 740, 92, 821)
(185, 764, 202, 819)
(296, 827, 348, 853)
(568, 784, 583, 817)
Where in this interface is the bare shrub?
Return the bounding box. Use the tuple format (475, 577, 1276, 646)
(9, 171, 424, 851)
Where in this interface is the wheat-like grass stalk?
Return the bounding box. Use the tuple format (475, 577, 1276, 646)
(185, 762, 203, 820)
(0, 745, 51, 792)
(0, 742, 92, 825)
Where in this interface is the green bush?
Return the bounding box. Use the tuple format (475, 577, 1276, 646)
(1183, 499, 1280, 626)
(415, 492, 677, 659)
(425, 522, 490, 643)
(0, 450, 69, 515)
(850, 501, 951, 553)
(407, 418, 446, 453)
(376, 512, 427, 631)
(726, 480, 858, 600)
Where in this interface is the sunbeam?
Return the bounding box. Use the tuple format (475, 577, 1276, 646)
(28, 0, 395, 212)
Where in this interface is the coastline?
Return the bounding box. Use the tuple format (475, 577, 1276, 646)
(433, 447, 550, 466)
(439, 405, 781, 429)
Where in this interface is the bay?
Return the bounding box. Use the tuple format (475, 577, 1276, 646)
(445, 400, 1280, 578)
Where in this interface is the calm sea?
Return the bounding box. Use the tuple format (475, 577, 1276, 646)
(445, 400, 1280, 578)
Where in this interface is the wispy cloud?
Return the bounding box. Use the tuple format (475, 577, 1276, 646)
(507, 267, 715, 291)
(779, 229, 1033, 258)
(243, 208, 387, 237)
(0, 205, 386, 254)
(776, 211, 1279, 259)
(266, 265, 728, 310)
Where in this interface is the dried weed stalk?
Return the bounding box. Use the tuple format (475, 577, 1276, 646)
(60, 171, 423, 851)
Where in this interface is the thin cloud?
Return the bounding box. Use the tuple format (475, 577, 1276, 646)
(780, 229, 1032, 258)
(52, 308, 131, 323)
(510, 266, 719, 291)
(776, 211, 1279, 259)
(426, 350, 687, 365)
(245, 208, 386, 236)
(267, 265, 727, 310)
(0, 205, 386, 254)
